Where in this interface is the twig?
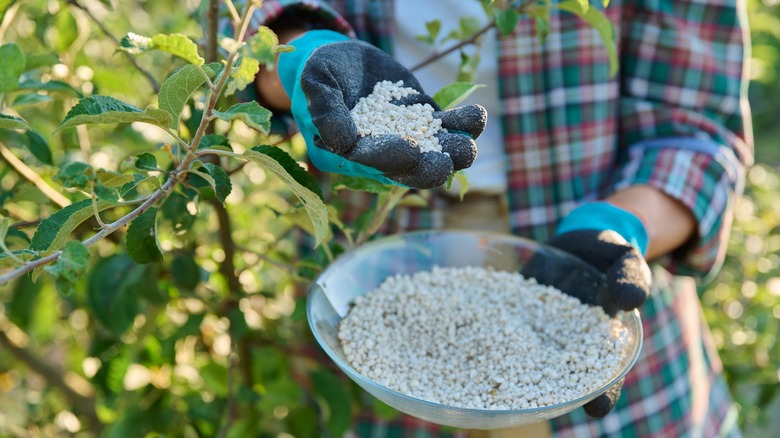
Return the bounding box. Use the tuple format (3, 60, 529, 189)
(66, 0, 161, 93)
(355, 186, 409, 245)
(409, 19, 496, 72)
(0, 176, 173, 285)
(0, 320, 103, 433)
(0, 1, 20, 43)
(0, 142, 71, 208)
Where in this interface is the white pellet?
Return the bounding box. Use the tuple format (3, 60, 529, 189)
(350, 80, 447, 153)
(337, 266, 631, 410)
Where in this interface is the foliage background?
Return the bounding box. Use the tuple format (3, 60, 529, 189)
(0, 0, 778, 437)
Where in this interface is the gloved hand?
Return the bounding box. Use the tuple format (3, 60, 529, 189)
(522, 201, 651, 417)
(278, 30, 487, 189)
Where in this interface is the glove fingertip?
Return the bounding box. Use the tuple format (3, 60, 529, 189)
(389, 152, 452, 189)
(583, 380, 623, 418)
(607, 251, 651, 311)
(436, 104, 488, 138)
(438, 133, 477, 171)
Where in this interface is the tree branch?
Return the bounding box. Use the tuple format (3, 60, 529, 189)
(66, 0, 161, 93)
(206, 0, 220, 65)
(0, 142, 71, 208)
(408, 19, 496, 72)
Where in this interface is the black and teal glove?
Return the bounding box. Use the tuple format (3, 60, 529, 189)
(522, 202, 651, 417)
(550, 202, 652, 417)
(278, 30, 487, 189)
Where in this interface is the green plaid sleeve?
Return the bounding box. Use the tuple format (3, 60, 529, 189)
(613, 0, 753, 278)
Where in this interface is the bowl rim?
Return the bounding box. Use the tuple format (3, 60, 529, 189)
(306, 229, 644, 415)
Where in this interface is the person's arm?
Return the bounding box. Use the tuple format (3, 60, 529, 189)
(608, 0, 753, 275)
(607, 186, 696, 261)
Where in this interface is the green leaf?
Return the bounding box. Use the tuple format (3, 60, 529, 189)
(119, 174, 161, 197)
(0, 216, 9, 244)
(198, 133, 232, 151)
(459, 16, 482, 38)
(0, 249, 36, 269)
(212, 101, 271, 134)
(311, 370, 352, 438)
(445, 171, 470, 201)
(54, 161, 95, 189)
(134, 153, 159, 171)
(494, 8, 520, 36)
(126, 207, 162, 264)
(556, 1, 618, 77)
(243, 146, 328, 246)
(0, 43, 25, 92)
(17, 79, 83, 97)
(49, 9, 78, 53)
(119, 32, 204, 66)
(480, 0, 496, 15)
(371, 397, 399, 421)
(225, 57, 260, 96)
(433, 82, 485, 110)
(203, 163, 231, 204)
(426, 20, 442, 41)
(24, 53, 59, 71)
(55, 96, 171, 133)
(96, 169, 136, 187)
(397, 193, 429, 207)
(87, 254, 146, 336)
(12, 93, 53, 107)
(43, 240, 90, 295)
(331, 175, 392, 194)
(30, 199, 113, 253)
(158, 63, 220, 129)
(171, 253, 200, 290)
(160, 191, 195, 231)
(0, 113, 30, 130)
(244, 26, 278, 66)
(24, 130, 52, 165)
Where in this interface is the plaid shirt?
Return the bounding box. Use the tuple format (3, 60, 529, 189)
(240, 0, 752, 436)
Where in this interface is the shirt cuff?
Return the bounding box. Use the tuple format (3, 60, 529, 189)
(610, 139, 745, 278)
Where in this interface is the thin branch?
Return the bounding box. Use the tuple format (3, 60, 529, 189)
(0, 142, 71, 208)
(0, 320, 102, 433)
(0, 1, 20, 43)
(206, 0, 221, 64)
(409, 19, 496, 72)
(66, 0, 160, 93)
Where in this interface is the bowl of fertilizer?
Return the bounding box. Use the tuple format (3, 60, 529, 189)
(307, 230, 642, 430)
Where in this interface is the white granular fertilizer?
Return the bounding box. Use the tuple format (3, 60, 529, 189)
(338, 266, 631, 410)
(350, 80, 446, 153)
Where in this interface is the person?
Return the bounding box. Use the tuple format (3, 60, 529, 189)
(237, 0, 753, 436)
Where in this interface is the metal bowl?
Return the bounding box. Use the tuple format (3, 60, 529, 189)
(307, 230, 642, 430)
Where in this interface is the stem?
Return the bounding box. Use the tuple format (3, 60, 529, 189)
(224, 0, 241, 23)
(0, 142, 71, 208)
(355, 186, 409, 245)
(0, 1, 19, 43)
(409, 19, 496, 72)
(90, 187, 108, 228)
(206, 0, 220, 64)
(0, 177, 173, 286)
(66, 0, 160, 93)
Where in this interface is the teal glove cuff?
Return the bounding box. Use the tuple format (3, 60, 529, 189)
(278, 30, 350, 97)
(555, 202, 649, 256)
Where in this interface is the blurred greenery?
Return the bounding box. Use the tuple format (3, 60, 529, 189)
(0, 0, 778, 437)
(695, 1, 780, 435)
